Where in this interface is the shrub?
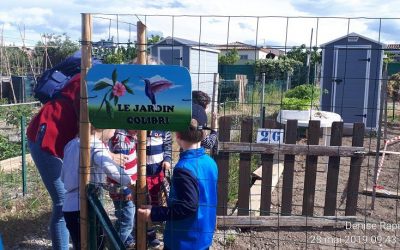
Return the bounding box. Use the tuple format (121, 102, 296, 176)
(282, 84, 321, 110)
(0, 102, 37, 129)
(0, 134, 21, 160)
(387, 73, 400, 102)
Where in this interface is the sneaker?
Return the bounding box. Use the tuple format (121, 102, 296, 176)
(125, 241, 136, 250)
(125, 235, 136, 250)
(147, 229, 164, 250)
(148, 238, 163, 250)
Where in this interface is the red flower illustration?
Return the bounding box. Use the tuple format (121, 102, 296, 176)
(93, 68, 134, 118)
(112, 82, 126, 97)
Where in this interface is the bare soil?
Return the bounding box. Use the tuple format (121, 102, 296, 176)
(213, 122, 400, 250)
(2, 123, 400, 249)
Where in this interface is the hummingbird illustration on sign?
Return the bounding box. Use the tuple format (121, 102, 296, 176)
(142, 75, 173, 105)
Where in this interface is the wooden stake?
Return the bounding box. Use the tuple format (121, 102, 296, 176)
(136, 21, 147, 250)
(217, 216, 357, 228)
(2, 41, 17, 103)
(80, 13, 92, 250)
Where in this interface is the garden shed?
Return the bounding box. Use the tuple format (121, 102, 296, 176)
(149, 37, 220, 109)
(320, 32, 384, 130)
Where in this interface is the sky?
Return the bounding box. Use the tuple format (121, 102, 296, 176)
(1, 0, 400, 48)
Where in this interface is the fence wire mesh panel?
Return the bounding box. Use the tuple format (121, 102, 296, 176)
(1, 13, 400, 249)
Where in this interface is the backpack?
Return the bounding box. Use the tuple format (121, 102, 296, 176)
(34, 51, 101, 104)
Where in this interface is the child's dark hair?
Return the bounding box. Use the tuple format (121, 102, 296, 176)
(192, 90, 211, 109)
(178, 119, 205, 143)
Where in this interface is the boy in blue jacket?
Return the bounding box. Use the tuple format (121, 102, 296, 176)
(138, 104, 218, 250)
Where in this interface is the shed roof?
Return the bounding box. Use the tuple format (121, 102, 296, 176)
(212, 42, 285, 56)
(387, 44, 400, 50)
(321, 32, 386, 47)
(149, 36, 219, 53)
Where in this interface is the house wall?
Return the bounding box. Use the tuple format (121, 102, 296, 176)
(150, 40, 219, 112)
(190, 48, 219, 112)
(236, 50, 264, 64)
(219, 49, 265, 64)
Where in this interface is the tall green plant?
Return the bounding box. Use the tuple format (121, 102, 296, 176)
(35, 33, 80, 68)
(281, 84, 321, 110)
(254, 58, 303, 82)
(219, 48, 240, 65)
(0, 135, 21, 160)
(101, 45, 137, 64)
(0, 103, 36, 129)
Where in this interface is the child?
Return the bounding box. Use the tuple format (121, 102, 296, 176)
(61, 128, 134, 250)
(146, 129, 172, 248)
(192, 90, 218, 151)
(138, 104, 219, 250)
(108, 129, 138, 248)
(61, 136, 80, 249)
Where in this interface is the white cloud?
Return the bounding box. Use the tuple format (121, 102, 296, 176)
(0, 0, 398, 47)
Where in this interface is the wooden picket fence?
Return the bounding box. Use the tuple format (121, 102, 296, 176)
(215, 116, 365, 228)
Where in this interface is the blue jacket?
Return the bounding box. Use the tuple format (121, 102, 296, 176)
(151, 147, 218, 250)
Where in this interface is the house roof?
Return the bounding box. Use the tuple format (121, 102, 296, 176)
(149, 36, 219, 53)
(320, 32, 386, 47)
(213, 42, 285, 56)
(387, 44, 400, 50)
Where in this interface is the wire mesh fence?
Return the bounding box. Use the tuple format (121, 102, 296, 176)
(1, 13, 400, 249)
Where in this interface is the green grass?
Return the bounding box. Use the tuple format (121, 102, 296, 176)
(0, 134, 22, 160)
(0, 164, 50, 216)
(220, 83, 285, 118)
(227, 153, 262, 204)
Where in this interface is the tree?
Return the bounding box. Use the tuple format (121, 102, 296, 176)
(219, 48, 240, 65)
(101, 44, 137, 64)
(147, 34, 162, 45)
(35, 33, 79, 70)
(254, 57, 303, 82)
(387, 73, 400, 102)
(285, 44, 321, 86)
(286, 44, 321, 65)
(1, 47, 31, 75)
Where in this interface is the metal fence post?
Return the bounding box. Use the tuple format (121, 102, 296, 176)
(260, 72, 266, 127)
(21, 115, 27, 196)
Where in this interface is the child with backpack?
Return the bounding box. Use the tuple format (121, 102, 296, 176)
(27, 74, 81, 249)
(61, 127, 134, 250)
(28, 50, 101, 249)
(138, 104, 219, 250)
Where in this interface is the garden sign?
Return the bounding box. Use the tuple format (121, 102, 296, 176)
(86, 64, 192, 131)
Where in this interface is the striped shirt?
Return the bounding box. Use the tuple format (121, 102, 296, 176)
(109, 130, 138, 182)
(201, 130, 218, 151)
(147, 130, 172, 176)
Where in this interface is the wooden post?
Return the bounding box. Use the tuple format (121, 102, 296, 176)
(302, 120, 320, 216)
(216, 116, 232, 215)
(210, 73, 219, 156)
(323, 122, 343, 216)
(345, 123, 364, 216)
(281, 119, 298, 215)
(372, 65, 388, 210)
(260, 119, 276, 216)
(237, 117, 253, 215)
(136, 21, 147, 250)
(80, 13, 92, 250)
(211, 73, 218, 126)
